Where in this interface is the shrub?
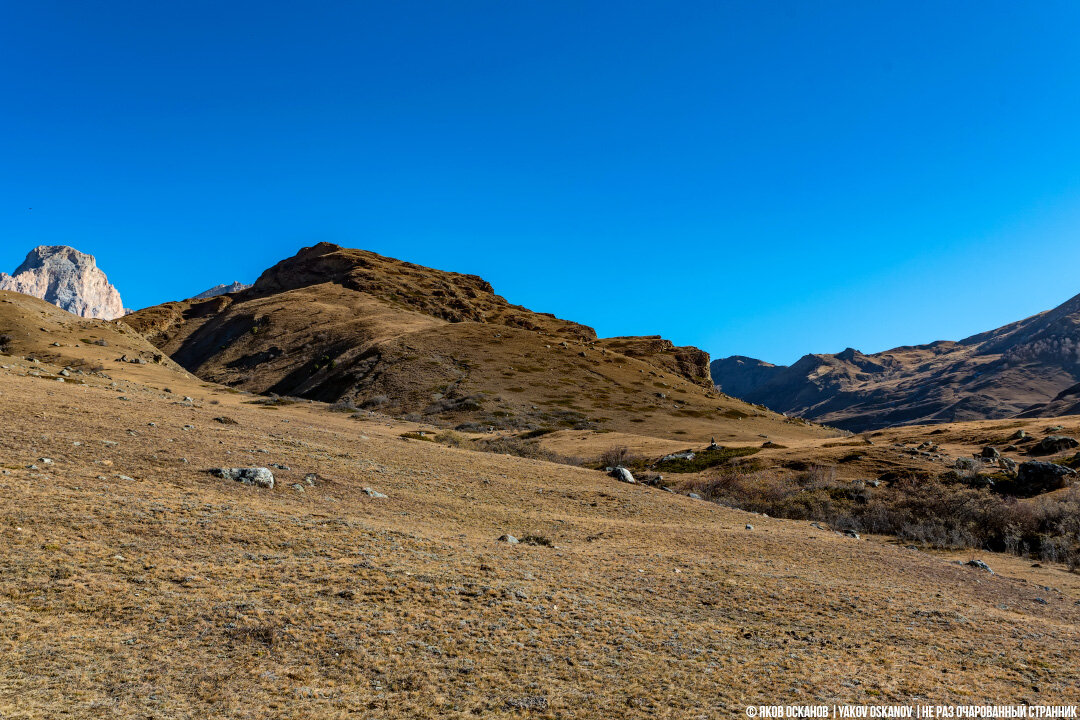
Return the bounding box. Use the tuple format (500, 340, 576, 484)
(598, 446, 631, 468)
(434, 430, 464, 446)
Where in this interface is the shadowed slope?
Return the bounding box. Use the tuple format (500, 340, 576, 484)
(128, 243, 828, 442)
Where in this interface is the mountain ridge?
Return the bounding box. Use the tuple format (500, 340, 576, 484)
(711, 291, 1080, 431)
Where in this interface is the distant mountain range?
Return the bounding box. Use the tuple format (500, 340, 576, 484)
(711, 292, 1080, 431)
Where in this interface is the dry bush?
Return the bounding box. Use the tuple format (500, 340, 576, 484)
(434, 430, 464, 446)
(472, 436, 582, 466)
(685, 464, 1080, 561)
(598, 446, 631, 468)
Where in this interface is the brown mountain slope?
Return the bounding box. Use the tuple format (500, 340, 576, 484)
(127, 243, 832, 443)
(711, 292, 1080, 432)
(0, 289, 192, 385)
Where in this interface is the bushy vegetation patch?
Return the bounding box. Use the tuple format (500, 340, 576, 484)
(654, 446, 760, 473)
(685, 466, 1080, 567)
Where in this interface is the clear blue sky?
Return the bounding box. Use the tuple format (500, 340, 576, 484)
(3, 1, 1080, 365)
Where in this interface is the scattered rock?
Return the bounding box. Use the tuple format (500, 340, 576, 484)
(213, 416, 239, 425)
(211, 467, 275, 489)
(1011, 429, 1029, 440)
(687, 492, 702, 500)
(1031, 435, 1079, 455)
(506, 696, 548, 712)
(843, 530, 860, 539)
(498, 534, 519, 544)
(1016, 461, 1076, 495)
(999, 457, 1017, 475)
(269, 463, 290, 470)
(303, 473, 318, 486)
(966, 559, 994, 574)
(361, 486, 387, 499)
(979, 446, 1000, 459)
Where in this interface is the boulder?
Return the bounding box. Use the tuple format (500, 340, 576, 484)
(212, 467, 274, 489)
(1031, 436, 1079, 456)
(966, 559, 994, 574)
(498, 534, 519, 544)
(611, 466, 635, 484)
(1015, 461, 1076, 495)
(979, 446, 1000, 460)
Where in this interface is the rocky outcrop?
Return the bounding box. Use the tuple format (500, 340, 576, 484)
(0, 246, 125, 320)
(191, 281, 252, 300)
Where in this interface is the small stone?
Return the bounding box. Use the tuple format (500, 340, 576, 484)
(966, 559, 994, 574)
(745, 524, 753, 530)
(362, 486, 387, 499)
(688, 492, 702, 500)
(498, 534, 520, 544)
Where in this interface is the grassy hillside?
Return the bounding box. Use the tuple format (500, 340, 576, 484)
(1, 322, 1079, 717)
(126, 243, 837, 445)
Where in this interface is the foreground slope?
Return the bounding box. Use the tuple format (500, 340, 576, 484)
(712, 291, 1080, 431)
(127, 243, 833, 444)
(1, 334, 1079, 718)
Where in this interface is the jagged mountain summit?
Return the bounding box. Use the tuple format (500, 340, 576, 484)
(191, 281, 252, 300)
(711, 292, 1080, 432)
(126, 242, 831, 443)
(0, 245, 125, 320)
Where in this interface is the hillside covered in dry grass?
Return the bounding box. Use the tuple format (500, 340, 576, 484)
(126, 243, 834, 445)
(3, 305, 1080, 718)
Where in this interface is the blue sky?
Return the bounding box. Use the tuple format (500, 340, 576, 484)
(2, 1, 1080, 365)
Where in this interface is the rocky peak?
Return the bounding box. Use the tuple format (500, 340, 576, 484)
(191, 281, 252, 300)
(0, 246, 125, 320)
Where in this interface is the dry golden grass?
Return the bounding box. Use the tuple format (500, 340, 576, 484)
(2, 320, 1080, 718)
